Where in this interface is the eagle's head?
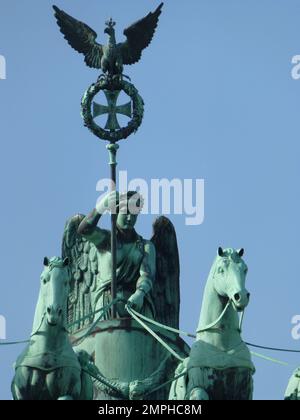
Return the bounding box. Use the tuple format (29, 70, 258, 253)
(104, 18, 116, 36)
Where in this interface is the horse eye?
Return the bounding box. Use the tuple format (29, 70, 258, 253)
(218, 267, 225, 274)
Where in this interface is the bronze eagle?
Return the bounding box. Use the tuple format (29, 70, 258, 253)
(53, 3, 163, 77)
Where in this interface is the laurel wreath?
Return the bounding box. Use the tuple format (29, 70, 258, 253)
(81, 78, 144, 142)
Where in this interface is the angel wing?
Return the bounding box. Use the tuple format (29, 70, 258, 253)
(53, 5, 103, 69)
(120, 3, 163, 65)
(150, 216, 180, 329)
(62, 214, 99, 333)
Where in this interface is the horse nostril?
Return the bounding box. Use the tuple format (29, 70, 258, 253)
(58, 308, 62, 316)
(47, 307, 51, 314)
(247, 293, 250, 300)
(234, 293, 240, 302)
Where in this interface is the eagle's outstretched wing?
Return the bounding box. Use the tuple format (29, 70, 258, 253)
(120, 3, 163, 66)
(53, 5, 103, 69)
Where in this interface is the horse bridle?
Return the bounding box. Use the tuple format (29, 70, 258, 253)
(196, 299, 245, 334)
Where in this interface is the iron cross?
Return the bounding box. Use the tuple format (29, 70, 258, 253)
(93, 90, 132, 130)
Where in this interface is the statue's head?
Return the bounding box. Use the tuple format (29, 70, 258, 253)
(116, 191, 144, 231)
(104, 18, 116, 36)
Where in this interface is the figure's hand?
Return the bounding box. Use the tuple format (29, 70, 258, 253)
(127, 290, 145, 312)
(96, 191, 119, 214)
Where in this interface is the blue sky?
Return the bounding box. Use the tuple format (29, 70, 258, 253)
(0, 0, 300, 400)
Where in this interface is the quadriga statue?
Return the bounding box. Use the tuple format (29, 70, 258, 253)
(170, 248, 255, 400)
(12, 257, 93, 400)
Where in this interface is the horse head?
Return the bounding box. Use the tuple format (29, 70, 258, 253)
(40, 257, 70, 328)
(182, 248, 254, 401)
(12, 257, 95, 400)
(212, 247, 250, 311)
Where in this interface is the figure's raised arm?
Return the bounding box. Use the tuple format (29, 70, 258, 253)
(77, 191, 118, 248)
(77, 208, 108, 248)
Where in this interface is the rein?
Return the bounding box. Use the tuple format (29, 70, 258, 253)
(30, 312, 47, 337)
(196, 300, 231, 334)
(196, 299, 245, 334)
(126, 298, 246, 365)
(126, 299, 245, 344)
(126, 304, 185, 362)
(126, 305, 290, 367)
(0, 299, 120, 347)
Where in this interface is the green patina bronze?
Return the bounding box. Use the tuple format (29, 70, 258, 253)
(12, 257, 93, 400)
(61, 205, 188, 399)
(285, 368, 300, 400)
(53, 4, 163, 80)
(169, 248, 255, 400)
(53, 3, 161, 141)
(81, 78, 144, 142)
(93, 90, 132, 131)
(63, 198, 181, 328)
(10, 4, 263, 401)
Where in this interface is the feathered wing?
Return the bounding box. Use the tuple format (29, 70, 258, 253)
(53, 5, 103, 69)
(120, 3, 163, 65)
(150, 216, 180, 329)
(62, 214, 99, 333)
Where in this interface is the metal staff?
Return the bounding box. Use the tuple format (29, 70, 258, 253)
(93, 89, 132, 319)
(106, 142, 119, 318)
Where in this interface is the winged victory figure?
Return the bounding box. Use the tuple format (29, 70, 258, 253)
(53, 3, 163, 78)
(62, 192, 180, 334)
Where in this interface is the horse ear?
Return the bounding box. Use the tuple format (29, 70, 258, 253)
(218, 247, 224, 257)
(238, 248, 244, 257)
(63, 257, 69, 266)
(43, 257, 49, 266)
